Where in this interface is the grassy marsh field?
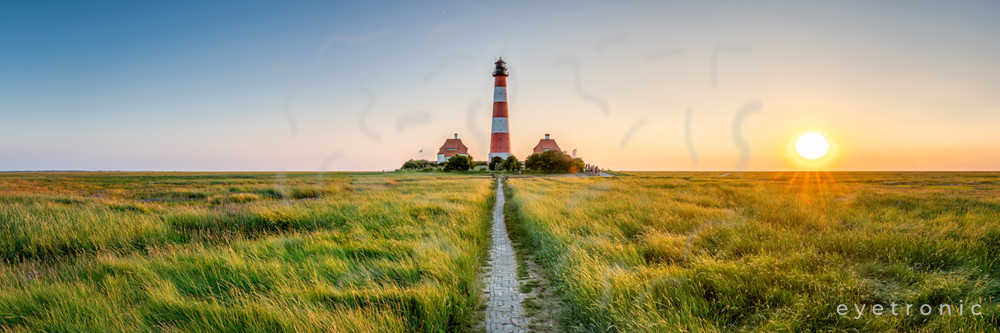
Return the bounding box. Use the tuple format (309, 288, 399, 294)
(0, 172, 494, 332)
(3, 171, 999, 332)
(504, 172, 1000, 332)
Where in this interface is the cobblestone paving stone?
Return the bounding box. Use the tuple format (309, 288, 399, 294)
(483, 178, 527, 333)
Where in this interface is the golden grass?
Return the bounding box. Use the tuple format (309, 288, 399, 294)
(0, 172, 494, 332)
(504, 172, 1000, 332)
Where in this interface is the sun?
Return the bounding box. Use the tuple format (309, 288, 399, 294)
(786, 129, 839, 170)
(795, 132, 829, 160)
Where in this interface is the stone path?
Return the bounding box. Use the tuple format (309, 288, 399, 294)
(483, 178, 526, 333)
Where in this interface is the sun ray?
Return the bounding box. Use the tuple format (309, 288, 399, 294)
(785, 171, 802, 193)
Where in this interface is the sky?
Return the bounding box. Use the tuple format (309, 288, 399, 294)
(2, 0, 998, 171)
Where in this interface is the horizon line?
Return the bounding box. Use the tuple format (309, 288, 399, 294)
(3, 170, 1000, 173)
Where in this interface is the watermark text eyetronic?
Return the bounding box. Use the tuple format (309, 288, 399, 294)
(838, 302, 983, 319)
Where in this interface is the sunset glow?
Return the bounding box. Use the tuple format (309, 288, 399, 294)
(795, 132, 830, 160)
(1, 2, 998, 171)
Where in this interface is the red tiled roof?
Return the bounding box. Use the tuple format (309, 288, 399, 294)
(532, 139, 561, 155)
(438, 138, 469, 157)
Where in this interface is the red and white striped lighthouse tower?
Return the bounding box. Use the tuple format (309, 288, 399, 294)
(489, 58, 512, 160)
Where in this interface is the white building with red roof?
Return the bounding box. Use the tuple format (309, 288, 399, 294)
(532, 134, 561, 155)
(437, 133, 471, 163)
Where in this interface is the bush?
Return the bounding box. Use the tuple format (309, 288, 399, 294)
(489, 156, 504, 171)
(401, 159, 429, 170)
(502, 155, 520, 172)
(443, 155, 472, 171)
(524, 150, 583, 173)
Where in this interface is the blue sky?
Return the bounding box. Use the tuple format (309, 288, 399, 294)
(2, 1, 999, 171)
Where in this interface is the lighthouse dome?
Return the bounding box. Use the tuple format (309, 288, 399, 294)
(493, 58, 508, 76)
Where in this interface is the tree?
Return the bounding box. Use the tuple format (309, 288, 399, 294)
(443, 155, 472, 171)
(502, 155, 519, 172)
(569, 157, 584, 173)
(524, 153, 543, 171)
(524, 150, 583, 173)
(489, 156, 504, 171)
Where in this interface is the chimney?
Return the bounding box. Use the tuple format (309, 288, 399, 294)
(454, 133, 458, 139)
(545, 134, 550, 140)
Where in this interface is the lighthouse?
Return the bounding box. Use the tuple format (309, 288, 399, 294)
(489, 58, 512, 160)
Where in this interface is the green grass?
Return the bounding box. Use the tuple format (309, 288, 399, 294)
(523, 297, 542, 317)
(520, 280, 541, 293)
(504, 172, 1000, 332)
(6, 171, 998, 332)
(0, 172, 494, 332)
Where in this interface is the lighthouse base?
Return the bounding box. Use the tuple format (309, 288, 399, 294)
(489, 153, 511, 161)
